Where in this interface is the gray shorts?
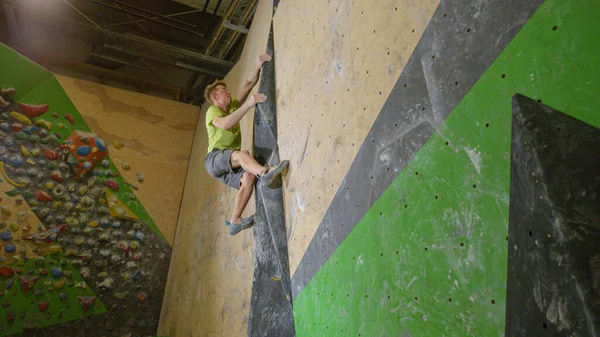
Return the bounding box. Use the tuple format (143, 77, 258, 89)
(204, 148, 245, 189)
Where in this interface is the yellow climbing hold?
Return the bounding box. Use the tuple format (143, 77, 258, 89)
(1, 207, 12, 220)
(105, 188, 138, 220)
(112, 140, 124, 149)
(17, 177, 30, 188)
(9, 111, 32, 125)
(49, 245, 61, 254)
(75, 204, 86, 212)
(92, 147, 98, 153)
(26, 159, 36, 165)
(0, 162, 19, 187)
(20, 146, 31, 157)
(87, 220, 99, 228)
(9, 222, 19, 231)
(57, 123, 64, 129)
(65, 250, 78, 257)
(52, 201, 62, 210)
(54, 278, 66, 290)
(45, 182, 55, 190)
(121, 162, 131, 170)
(98, 198, 106, 205)
(34, 119, 53, 130)
(30, 148, 41, 157)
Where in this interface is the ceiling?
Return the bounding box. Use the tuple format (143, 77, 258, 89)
(0, 0, 258, 105)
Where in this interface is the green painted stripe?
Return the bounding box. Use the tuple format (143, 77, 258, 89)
(0, 44, 52, 102)
(292, 0, 600, 336)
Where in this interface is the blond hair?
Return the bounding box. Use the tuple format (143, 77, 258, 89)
(204, 79, 227, 105)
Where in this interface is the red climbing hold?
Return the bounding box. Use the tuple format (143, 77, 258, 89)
(7, 313, 14, 322)
(77, 296, 96, 311)
(137, 292, 147, 301)
(39, 270, 49, 276)
(10, 123, 23, 132)
(17, 102, 49, 118)
(64, 114, 74, 125)
(37, 301, 49, 312)
(44, 149, 59, 161)
(51, 112, 59, 118)
(1, 302, 9, 308)
(0, 266, 14, 277)
(36, 190, 53, 202)
(104, 179, 119, 191)
(51, 171, 64, 182)
(18, 275, 39, 292)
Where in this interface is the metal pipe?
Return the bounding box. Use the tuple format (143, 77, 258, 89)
(63, 0, 102, 29)
(195, 0, 211, 29)
(85, 0, 206, 37)
(217, 0, 257, 59)
(90, 52, 146, 69)
(103, 44, 228, 76)
(111, 0, 197, 28)
(212, 0, 224, 15)
(124, 33, 234, 67)
(204, 0, 240, 56)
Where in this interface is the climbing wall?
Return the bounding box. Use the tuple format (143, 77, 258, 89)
(0, 44, 199, 336)
(156, 0, 274, 336)
(285, 0, 600, 336)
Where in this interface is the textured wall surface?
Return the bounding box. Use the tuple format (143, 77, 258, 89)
(157, 0, 274, 336)
(57, 76, 199, 246)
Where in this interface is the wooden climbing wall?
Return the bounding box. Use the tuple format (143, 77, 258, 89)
(57, 76, 199, 245)
(272, 0, 440, 275)
(157, 0, 273, 336)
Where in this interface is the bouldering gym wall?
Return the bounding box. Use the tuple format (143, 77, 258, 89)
(1, 0, 600, 336)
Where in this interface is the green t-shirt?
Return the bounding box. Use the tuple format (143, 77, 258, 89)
(206, 98, 242, 153)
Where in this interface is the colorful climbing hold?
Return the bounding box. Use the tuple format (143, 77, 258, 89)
(17, 102, 49, 118)
(49, 245, 61, 254)
(18, 275, 39, 292)
(104, 179, 119, 191)
(59, 292, 68, 300)
(9, 111, 32, 125)
(137, 292, 147, 301)
(43, 149, 59, 161)
(37, 301, 49, 311)
(36, 190, 52, 202)
(77, 146, 91, 156)
(10, 123, 22, 132)
(63, 114, 74, 125)
(77, 296, 96, 311)
(0, 231, 12, 241)
(34, 119, 52, 130)
(0, 267, 14, 277)
(121, 162, 130, 170)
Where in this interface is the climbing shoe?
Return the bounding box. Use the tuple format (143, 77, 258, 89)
(226, 215, 255, 235)
(258, 160, 289, 188)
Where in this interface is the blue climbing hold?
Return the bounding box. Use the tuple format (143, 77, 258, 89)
(77, 146, 90, 156)
(132, 269, 142, 281)
(0, 123, 9, 132)
(82, 162, 92, 170)
(5, 280, 13, 289)
(111, 221, 121, 229)
(23, 126, 37, 135)
(36, 160, 46, 168)
(100, 219, 110, 228)
(0, 231, 12, 241)
(135, 231, 145, 243)
(50, 267, 64, 279)
(96, 138, 107, 151)
(8, 156, 24, 168)
(59, 292, 68, 300)
(4, 244, 15, 253)
(4, 138, 14, 147)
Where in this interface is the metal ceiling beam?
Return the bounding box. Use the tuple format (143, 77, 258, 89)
(84, 0, 206, 37)
(123, 33, 234, 67)
(222, 20, 249, 34)
(217, 0, 256, 59)
(89, 52, 146, 69)
(204, 0, 240, 56)
(103, 44, 228, 77)
(110, 0, 197, 28)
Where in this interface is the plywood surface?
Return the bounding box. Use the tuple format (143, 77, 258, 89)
(56, 75, 199, 245)
(157, 0, 273, 335)
(273, 0, 440, 275)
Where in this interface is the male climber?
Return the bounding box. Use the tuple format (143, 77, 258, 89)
(203, 53, 289, 236)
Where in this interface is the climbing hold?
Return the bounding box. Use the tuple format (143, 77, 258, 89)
(136, 173, 144, 183)
(34, 290, 43, 296)
(135, 231, 145, 243)
(7, 313, 14, 322)
(114, 291, 128, 300)
(74, 281, 86, 289)
(36, 190, 52, 202)
(104, 179, 119, 191)
(0, 123, 8, 132)
(50, 267, 64, 278)
(50, 171, 63, 182)
(9, 111, 32, 125)
(38, 270, 48, 276)
(54, 278, 66, 290)
(8, 155, 24, 168)
(0, 231, 12, 241)
(37, 159, 46, 167)
(87, 221, 99, 228)
(49, 245, 61, 254)
(30, 148, 40, 157)
(77, 186, 89, 195)
(121, 162, 130, 170)
(64, 114, 74, 125)
(29, 134, 38, 143)
(1, 302, 9, 308)
(10, 123, 22, 132)
(20, 146, 31, 157)
(9, 222, 19, 231)
(37, 301, 49, 311)
(51, 112, 59, 118)
(77, 146, 91, 156)
(112, 139, 124, 149)
(43, 149, 58, 161)
(45, 182, 55, 190)
(18, 275, 39, 292)
(5, 280, 13, 289)
(77, 296, 96, 311)
(57, 123, 64, 129)
(4, 137, 15, 147)
(0, 267, 14, 277)
(131, 252, 142, 261)
(59, 292, 68, 299)
(137, 292, 147, 301)
(18, 102, 49, 118)
(34, 119, 52, 130)
(4, 245, 15, 253)
(132, 269, 142, 281)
